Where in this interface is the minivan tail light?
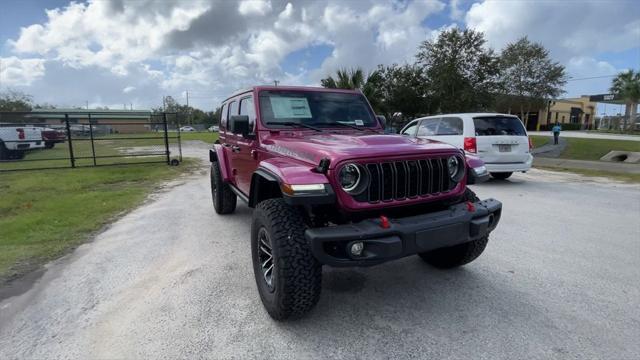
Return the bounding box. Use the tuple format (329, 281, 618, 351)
(463, 137, 477, 153)
(16, 128, 25, 140)
(528, 137, 533, 150)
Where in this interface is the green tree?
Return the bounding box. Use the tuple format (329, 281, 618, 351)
(0, 90, 33, 112)
(376, 64, 431, 128)
(321, 67, 385, 113)
(416, 28, 499, 113)
(498, 37, 566, 127)
(610, 70, 640, 130)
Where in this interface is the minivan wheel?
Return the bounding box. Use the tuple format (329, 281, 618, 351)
(251, 199, 322, 320)
(210, 161, 236, 214)
(490, 172, 512, 180)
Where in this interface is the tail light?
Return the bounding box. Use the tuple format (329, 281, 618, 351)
(528, 137, 533, 150)
(463, 137, 477, 153)
(16, 128, 25, 140)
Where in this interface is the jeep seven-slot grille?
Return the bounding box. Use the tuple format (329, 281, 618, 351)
(363, 158, 454, 203)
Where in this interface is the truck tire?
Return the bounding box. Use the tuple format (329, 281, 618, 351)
(418, 188, 489, 268)
(490, 172, 512, 180)
(210, 161, 236, 214)
(251, 198, 322, 320)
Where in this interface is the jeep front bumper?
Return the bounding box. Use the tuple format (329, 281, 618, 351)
(305, 198, 502, 267)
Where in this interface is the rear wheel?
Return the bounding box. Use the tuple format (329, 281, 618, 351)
(419, 188, 489, 269)
(490, 172, 512, 180)
(45, 142, 55, 149)
(210, 161, 236, 214)
(251, 199, 322, 320)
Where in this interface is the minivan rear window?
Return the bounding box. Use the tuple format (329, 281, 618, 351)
(473, 116, 526, 136)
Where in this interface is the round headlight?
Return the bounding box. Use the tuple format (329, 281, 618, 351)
(447, 156, 463, 181)
(339, 163, 361, 192)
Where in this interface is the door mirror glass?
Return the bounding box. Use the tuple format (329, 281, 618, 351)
(229, 115, 250, 137)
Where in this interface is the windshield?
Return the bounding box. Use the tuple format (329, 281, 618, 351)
(473, 116, 527, 136)
(259, 90, 377, 128)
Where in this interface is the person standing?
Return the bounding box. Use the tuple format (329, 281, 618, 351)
(552, 122, 562, 145)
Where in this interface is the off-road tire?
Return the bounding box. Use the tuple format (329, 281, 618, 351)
(419, 188, 489, 268)
(251, 198, 322, 320)
(210, 161, 236, 214)
(490, 172, 512, 180)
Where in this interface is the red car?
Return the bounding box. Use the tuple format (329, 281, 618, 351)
(40, 128, 66, 149)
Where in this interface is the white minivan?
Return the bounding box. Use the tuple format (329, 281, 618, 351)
(400, 113, 533, 180)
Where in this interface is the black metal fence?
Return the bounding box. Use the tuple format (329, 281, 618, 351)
(0, 111, 183, 172)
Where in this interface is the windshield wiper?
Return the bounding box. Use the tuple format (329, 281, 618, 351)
(265, 121, 323, 132)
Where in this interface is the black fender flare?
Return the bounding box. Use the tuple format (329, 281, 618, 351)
(249, 168, 281, 208)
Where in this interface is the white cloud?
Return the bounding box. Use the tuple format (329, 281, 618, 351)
(466, 0, 640, 59)
(450, 0, 464, 21)
(238, 0, 272, 16)
(0, 57, 46, 86)
(1, 0, 638, 111)
(563, 56, 620, 98)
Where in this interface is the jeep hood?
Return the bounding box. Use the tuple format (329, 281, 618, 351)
(260, 131, 460, 168)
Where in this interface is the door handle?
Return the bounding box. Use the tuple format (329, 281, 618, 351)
(222, 143, 231, 147)
(231, 145, 241, 152)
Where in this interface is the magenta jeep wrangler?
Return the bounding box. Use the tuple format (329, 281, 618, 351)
(210, 86, 501, 320)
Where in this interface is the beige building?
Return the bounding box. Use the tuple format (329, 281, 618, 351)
(541, 96, 598, 130)
(26, 109, 154, 134)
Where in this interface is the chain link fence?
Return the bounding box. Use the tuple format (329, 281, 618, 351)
(0, 111, 183, 171)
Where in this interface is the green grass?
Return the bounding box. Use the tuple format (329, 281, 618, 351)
(536, 166, 640, 183)
(0, 160, 197, 283)
(530, 135, 640, 160)
(530, 136, 549, 149)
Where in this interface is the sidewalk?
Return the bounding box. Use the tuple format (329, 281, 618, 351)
(534, 157, 640, 174)
(529, 131, 640, 142)
(531, 137, 567, 157)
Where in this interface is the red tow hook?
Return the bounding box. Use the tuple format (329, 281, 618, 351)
(379, 215, 390, 229)
(466, 201, 475, 212)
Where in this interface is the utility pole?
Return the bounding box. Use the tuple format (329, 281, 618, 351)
(86, 100, 89, 110)
(185, 90, 191, 125)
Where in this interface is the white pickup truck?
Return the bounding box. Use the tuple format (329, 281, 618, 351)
(0, 124, 45, 160)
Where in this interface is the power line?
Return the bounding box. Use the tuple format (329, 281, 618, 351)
(566, 74, 617, 82)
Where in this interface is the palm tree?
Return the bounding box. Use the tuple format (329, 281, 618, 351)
(321, 68, 384, 113)
(610, 70, 640, 129)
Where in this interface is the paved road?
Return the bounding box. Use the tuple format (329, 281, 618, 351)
(529, 131, 640, 142)
(1, 164, 639, 359)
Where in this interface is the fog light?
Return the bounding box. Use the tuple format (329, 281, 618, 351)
(350, 242, 364, 256)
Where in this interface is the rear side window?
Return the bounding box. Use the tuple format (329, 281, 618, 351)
(417, 118, 439, 136)
(473, 116, 526, 136)
(437, 117, 463, 135)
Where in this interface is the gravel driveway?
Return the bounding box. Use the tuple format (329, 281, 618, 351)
(1, 159, 639, 359)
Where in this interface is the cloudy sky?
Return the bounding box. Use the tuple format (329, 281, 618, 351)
(0, 0, 638, 114)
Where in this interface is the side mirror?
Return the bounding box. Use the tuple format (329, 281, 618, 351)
(376, 115, 387, 129)
(229, 115, 250, 137)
